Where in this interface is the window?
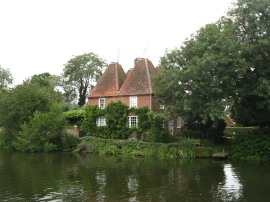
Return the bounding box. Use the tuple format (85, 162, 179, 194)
(96, 116, 106, 127)
(129, 96, 137, 108)
(160, 104, 165, 109)
(168, 120, 174, 135)
(177, 117, 183, 128)
(99, 98, 105, 109)
(128, 116, 138, 127)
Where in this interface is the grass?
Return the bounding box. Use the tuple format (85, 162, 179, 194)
(74, 137, 229, 159)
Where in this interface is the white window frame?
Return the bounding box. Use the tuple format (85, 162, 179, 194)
(129, 96, 137, 108)
(160, 104, 165, 109)
(99, 98, 105, 109)
(128, 116, 138, 128)
(168, 120, 174, 135)
(177, 117, 182, 128)
(96, 116, 106, 127)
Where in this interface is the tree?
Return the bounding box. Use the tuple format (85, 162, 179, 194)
(12, 104, 67, 152)
(0, 65, 13, 89)
(228, 0, 270, 126)
(24, 72, 59, 88)
(62, 52, 106, 106)
(153, 0, 270, 127)
(0, 82, 62, 143)
(153, 22, 247, 125)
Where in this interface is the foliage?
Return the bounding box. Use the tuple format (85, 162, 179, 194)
(132, 107, 151, 137)
(231, 128, 270, 161)
(153, 0, 270, 127)
(23, 72, 59, 88)
(144, 111, 172, 143)
(224, 127, 256, 138)
(0, 65, 13, 89)
(178, 138, 196, 159)
(228, 0, 270, 126)
(195, 147, 213, 158)
(12, 104, 67, 152)
(77, 137, 213, 159)
(80, 102, 171, 142)
(181, 119, 226, 143)
(62, 52, 106, 106)
(61, 101, 81, 112)
(81, 105, 99, 136)
(152, 22, 246, 126)
(61, 133, 81, 151)
(0, 83, 62, 143)
(64, 109, 85, 126)
(104, 102, 129, 139)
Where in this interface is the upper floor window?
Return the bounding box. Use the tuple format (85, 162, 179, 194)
(99, 98, 105, 109)
(96, 116, 106, 127)
(160, 104, 165, 109)
(130, 96, 137, 108)
(128, 116, 138, 127)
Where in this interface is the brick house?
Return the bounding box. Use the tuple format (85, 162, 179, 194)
(87, 58, 184, 134)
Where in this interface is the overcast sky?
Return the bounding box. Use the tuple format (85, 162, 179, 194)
(0, 0, 235, 85)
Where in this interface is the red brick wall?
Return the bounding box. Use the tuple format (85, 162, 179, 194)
(88, 94, 159, 112)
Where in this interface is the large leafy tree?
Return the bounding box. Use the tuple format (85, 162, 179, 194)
(153, 22, 247, 125)
(153, 0, 270, 127)
(24, 72, 59, 88)
(0, 65, 13, 89)
(0, 80, 62, 143)
(62, 52, 106, 106)
(228, 0, 270, 126)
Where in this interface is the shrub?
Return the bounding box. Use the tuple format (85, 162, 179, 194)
(12, 104, 66, 152)
(224, 127, 256, 138)
(178, 138, 196, 159)
(61, 133, 80, 151)
(182, 119, 226, 143)
(44, 142, 58, 152)
(231, 128, 270, 160)
(81, 105, 99, 136)
(105, 101, 129, 139)
(64, 109, 85, 126)
(144, 112, 172, 143)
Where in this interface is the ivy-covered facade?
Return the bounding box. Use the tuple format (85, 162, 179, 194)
(87, 58, 185, 137)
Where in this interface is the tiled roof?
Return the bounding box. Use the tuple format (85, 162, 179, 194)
(118, 58, 157, 96)
(88, 62, 126, 98)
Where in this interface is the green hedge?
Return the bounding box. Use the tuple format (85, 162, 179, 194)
(76, 137, 213, 159)
(231, 128, 270, 160)
(224, 127, 256, 137)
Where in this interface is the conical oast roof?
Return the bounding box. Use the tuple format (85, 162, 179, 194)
(88, 63, 126, 98)
(118, 58, 157, 96)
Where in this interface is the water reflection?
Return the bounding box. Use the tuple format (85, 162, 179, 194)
(127, 175, 138, 202)
(1, 151, 270, 201)
(95, 171, 106, 202)
(217, 163, 243, 201)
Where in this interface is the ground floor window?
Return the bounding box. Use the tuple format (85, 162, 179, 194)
(96, 116, 106, 127)
(128, 116, 138, 127)
(177, 117, 184, 128)
(168, 120, 174, 135)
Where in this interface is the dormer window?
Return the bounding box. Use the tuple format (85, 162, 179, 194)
(99, 98, 105, 109)
(130, 96, 137, 108)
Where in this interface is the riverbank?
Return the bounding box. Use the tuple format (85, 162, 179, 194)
(75, 137, 228, 159)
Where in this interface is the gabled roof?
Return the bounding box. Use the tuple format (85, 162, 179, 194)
(88, 62, 126, 98)
(118, 58, 157, 96)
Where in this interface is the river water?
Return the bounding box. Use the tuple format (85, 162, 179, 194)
(0, 151, 269, 202)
